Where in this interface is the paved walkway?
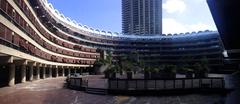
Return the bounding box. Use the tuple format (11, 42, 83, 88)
(0, 77, 226, 104)
(224, 72, 240, 104)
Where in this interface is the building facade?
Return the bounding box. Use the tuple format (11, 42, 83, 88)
(0, 0, 225, 87)
(207, 0, 240, 70)
(122, 0, 162, 35)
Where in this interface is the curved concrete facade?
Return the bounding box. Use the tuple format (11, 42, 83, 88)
(0, 0, 224, 87)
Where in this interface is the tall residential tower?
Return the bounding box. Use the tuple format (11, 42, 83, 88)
(122, 0, 162, 35)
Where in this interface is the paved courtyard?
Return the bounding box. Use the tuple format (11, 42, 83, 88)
(0, 77, 225, 104)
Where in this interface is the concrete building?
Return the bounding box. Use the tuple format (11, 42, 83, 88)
(122, 0, 162, 35)
(0, 0, 230, 88)
(0, 0, 99, 87)
(207, 0, 240, 70)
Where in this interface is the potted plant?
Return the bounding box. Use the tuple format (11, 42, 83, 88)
(103, 68, 112, 79)
(194, 63, 208, 78)
(110, 66, 117, 79)
(121, 58, 134, 79)
(94, 51, 114, 75)
(159, 65, 176, 79)
(150, 67, 160, 79)
(93, 58, 106, 74)
(144, 67, 151, 79)
(183, 67, 194, 78)
(126, 69, 133, 79)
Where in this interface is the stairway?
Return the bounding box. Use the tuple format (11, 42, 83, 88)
(85, 87, 107, 95)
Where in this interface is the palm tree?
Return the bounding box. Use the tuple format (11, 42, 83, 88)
(94, 51, 113, 75)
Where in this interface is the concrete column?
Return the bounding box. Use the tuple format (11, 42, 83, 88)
(55, 66, 58, 77)
(28, 62, 36, 81)
(67, 69, 70, 77)
(42, 66, 46, 79)
(14, 59, 28, 83)
(49, 66, 52, 78)
(81, 67, 84, 75)
(20, 65, 26, 83)
(74, 68, 77, 74)
(2, 56, 15, 86)
(36, 64, 41, 80)
(58, 66, 63, 77)
(29, 64, 33, 81)
(8, 63, 15, 86)
(62, 68, 65, 77)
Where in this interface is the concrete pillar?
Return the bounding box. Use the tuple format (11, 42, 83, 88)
(2, 56, 15, 86)
(29, 65, 33, 81)
(36, 63, 41, 80)
(52, 65, 58, 78)
(8, 63, 15, 86)
(42, 65, 46, 79)
(58, 66, 63, 77)
(67, 69, 70, 77)
(81, 67, 84, 75)
(20, 65, 26, 83)
(74, 68, 77, 74)
(56, 68, 58, 77)
(42, 64, 46, 79)
(14, 59, 28, 83)
(62, 68, 65, 77)
(28, 62, 36, 81)
(49, 66, 52, 78)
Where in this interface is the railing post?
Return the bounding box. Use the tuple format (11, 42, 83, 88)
(144, 80, 147, 90)
(117, 79, 118, 89)
(74, 78, 76, 87)
(87, 80, 88, 88)
(182, 79, 185, 89)
(199, 79, 202, 88)
(210, 79, 213, 88)
(108, 79, 110, 89)
(191, 79, 194, 88)
(126, 80, 128, 90)
(173, 80, 175, 89)
(222, 79, 225, 88)
(155, 80, 157, 89)
(164, 80, 166, 89)
(135, 80, 137, 89)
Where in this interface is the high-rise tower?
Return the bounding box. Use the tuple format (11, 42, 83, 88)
(122, 0, 162, 35)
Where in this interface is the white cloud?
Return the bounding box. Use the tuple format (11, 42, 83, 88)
(163, 18, 217, 34)
(163, 0, 187, 14)
(187, 23, 216, 32)
(195, 0, 206, 3)
(163, 18, 188, 34)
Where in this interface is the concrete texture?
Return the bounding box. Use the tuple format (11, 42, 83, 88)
(0, 77, 225, 104)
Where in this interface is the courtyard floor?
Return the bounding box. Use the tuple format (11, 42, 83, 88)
(0, 77, 226, 104)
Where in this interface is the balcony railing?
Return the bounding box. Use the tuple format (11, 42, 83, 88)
(108, 78, 225, 90)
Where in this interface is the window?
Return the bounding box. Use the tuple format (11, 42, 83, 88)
(0, 23, 6, 39)
(0, 0, 7, 11)
(5, 27, 12, 42)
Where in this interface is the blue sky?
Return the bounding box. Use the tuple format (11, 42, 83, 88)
(48, 0, 217, 34)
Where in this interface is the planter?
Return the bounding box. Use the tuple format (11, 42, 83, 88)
(93, 64, 101, 75)
(144, 72, 151, 79)
(127, 72, 133, 79)
(151, 72, 176, 79)
(151, 72, 159, 79)
(195, 72, 208, 78)
(185, 72, 193, 78)
(110, 72, 116, 79)
(104, 72, 110, 78)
